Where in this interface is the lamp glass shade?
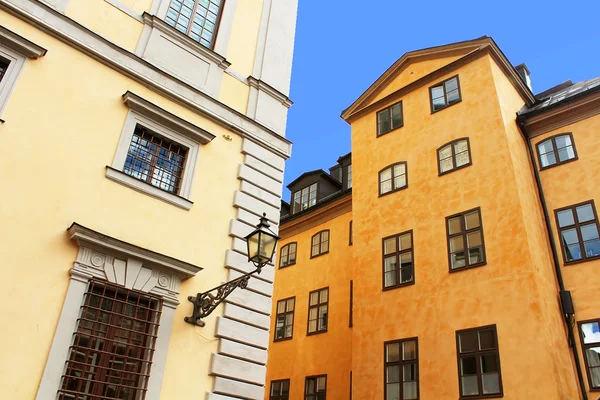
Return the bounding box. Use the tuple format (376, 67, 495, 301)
(259, 232, 278, 264)
(246, 231, 260, 263)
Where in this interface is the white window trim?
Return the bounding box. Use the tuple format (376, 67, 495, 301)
(36, 223, 202, 400)
(106, 91, 215, 210)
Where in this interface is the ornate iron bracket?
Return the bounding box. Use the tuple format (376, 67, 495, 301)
(184, 266, 261, 327)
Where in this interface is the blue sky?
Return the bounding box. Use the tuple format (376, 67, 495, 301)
(282, 0, 600, 199)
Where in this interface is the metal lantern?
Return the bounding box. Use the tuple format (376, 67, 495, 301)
(245, 213, 279, 272)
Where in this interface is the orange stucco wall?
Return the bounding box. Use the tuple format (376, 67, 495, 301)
(265, 211, 353, 399)
(531, 113, 600, 397)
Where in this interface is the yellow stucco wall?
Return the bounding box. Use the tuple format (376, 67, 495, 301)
(265, 210, 353, 399)
(348, 53, 580, 399)
(531, 113, 600, 397)
(0, 11, 250, 398)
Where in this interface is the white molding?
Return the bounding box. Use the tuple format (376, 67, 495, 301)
(247, 76, 292, 108)
(103, 0, 143, 22)
(213, 376, 264, 399)
(217, 339, 267, 365)
(211, 0, 237, 57)
(0, 43, 25, 120)
(0, 24, 47, 58)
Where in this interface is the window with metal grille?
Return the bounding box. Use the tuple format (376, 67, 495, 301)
(269, 379, 290, 400)
(310, 230, 329, 258)
(307, 287, 328, 335)
(0, 57, 10, 82)
(279, 243, 297, 268)
(437, 138, 471, 175)
(456, 325, 503, 398)
(555, 201, 600, 264)
(379, 162, 407, 196)
(578, 319, 600, 390)
(274, 297, 295, 341)
(446, 208, 486, 271)
(384, 338, 419, 400)
(58, 280, 161, 400)
(382, 230, 414, 289)
(304, 375, 326, 400)
(537, 132, 577, 169)
(377, 101, 403, 136)
(165, 0, 224, 48)
(123, 125, 188, 195)
(430, 75, 461, 112)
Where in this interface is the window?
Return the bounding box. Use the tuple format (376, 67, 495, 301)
(305, 375, 327, 400)
(349, 221, 353, 245)
(165, 0, 224, 49)
(430, 75, 461, 112)
(383, 230, 414, 289)
(446, 208, 486, 271)
(123, 125, 188, 195)
(348, 164, 353, 188)
(537, 133, 577, 170)
(385, 338, 419, 400)
(274, 297, 295, 341)
(307, 287, 328, 335)
(578, 319, 600, 390)
(58, 280, 161, 400)
(311, 230, 330, 258)
(456, 325, 503, 398)
(377, 101, 403, 136)
(379, 162, 407, 196)
(270, 379, 290, 400)
(293, 183, 318, 214)
(555, 201, 600, 264)
(438, 138, 471, 175)
(279, 243, 297, 268)
(0, 57, 9, 82)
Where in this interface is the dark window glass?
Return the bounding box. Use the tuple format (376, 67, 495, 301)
(555, 201, 600, 263)
(537, 133, 577, 169)
(446, 208, 486, 271)
(165, 0, 224, 48)
(274, 297, 295, 341)
(578, 319, 600, 390)
(430, 76, 461, 112)
(58, 280, 161, 400)
(123, 125, 188, 194)
(307, 288, 328, 334)
(270, 379, 290, 400)
(385, 338, 419, 400)
(349, 221, 353, 245)
(383, 230, 414, 289)
(305, 375, 326, 400)
(292, 183, 317, 214)
(377, 101, 404, 136)
(311, 230, 330, 258)
(0, 57, 10, 82)
(379, 162, 408, 195)
(279, 243, 297, 268)
(438, 138, 471, 174)
(456, 325, 503, 398)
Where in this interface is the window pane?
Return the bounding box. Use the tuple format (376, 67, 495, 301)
(384, 238, 397, 255)
(538, 139, 554, 154)
(384, 271, 397, 287)
(450, 236, 464, 253)
(319, 289, 328, 303)
(581, 224, 599, 241)
(317, 377, 326, 390)
(400, 264, 413, 283)
(440, 156, 453, 172)
(403, 340, 417, 360)
(461, 375, 479, 396)
(393, 175, 406, 189)
(565, 243, 583, 261)
(555, 134, 572, 148)
(558, 146, 575, 162)
(459, 332, 478, 353)
(465, 211, 480, 230)
(455, 149, 470, 167)
(587, 348, 600, 367)
(386, 342, 400, 362)
(318, 306, 327, 330)
(378, 109, 391, 135)
(540, 152, 557, 167)
(447, 89, 460, 104)
(380, 168, 392, 181)
(381, 180, 392, 194)
(277, 301, 285, 314)
(581, 322, 600, 344)
(403, 364, 417, 382)
(451, 251, 466, 269)
(448, 217, 462, 235)
(286, 298, 295, 312)
(386, 383, 400, 400)
(271, 382, 281, 395)
(461, 355, 477, 375)
(445, 77, 458, 92)
(393, 163, 406, 177)
(561, 228, 579, 245)
(482, 372, 500, 394)
(591, 366, 600, 388)
(386, 365, 400, 383)
(584, 239, 600, 258)
(576, 204, 595, 223)
(399, 233, 411, 251)
(431, 86, 444, 100)
(308, 320, 317, 333)
(467, 231, 482, 248)
(480, 354, 498, 373)
(310, 292, 319, 306)
(311, 244, 320, 256)
(557, 209, 575, 227)
(384, 257, 397, 273)
(403, 381, 418, 400)
(478, 330, 495, 350)
(469, 247, 483, 264)
(432, 96, 446, 111)
(391, 103, 403, 128)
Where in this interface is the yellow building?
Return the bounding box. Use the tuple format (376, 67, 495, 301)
(266, 37, 600, 400)
(0, 0, 297, 398)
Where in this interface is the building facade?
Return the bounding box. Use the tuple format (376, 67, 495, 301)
(265, 37, 600, 399)
(0, 0, 297, 399)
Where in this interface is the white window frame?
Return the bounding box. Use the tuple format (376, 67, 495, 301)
(106, 91, 214, 210)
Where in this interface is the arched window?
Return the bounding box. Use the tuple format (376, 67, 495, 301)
(437, 138, 471, 175)
(311, 230, 330, 258)
(536, 132, 577, 169)
(279, 242, 297, 268)
(379, 162, 407, 196)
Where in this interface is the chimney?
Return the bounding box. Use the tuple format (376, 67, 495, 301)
(515, 63, 532, 91)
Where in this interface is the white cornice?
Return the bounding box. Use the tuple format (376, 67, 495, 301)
(247, 76, 292, 108)
(0, 24, 46, 58)
(67, 222, 202, 278)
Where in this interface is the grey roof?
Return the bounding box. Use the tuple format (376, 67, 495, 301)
(520, 77, 600, 117)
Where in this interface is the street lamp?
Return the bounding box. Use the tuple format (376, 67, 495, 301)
(184, 213, 279, 327)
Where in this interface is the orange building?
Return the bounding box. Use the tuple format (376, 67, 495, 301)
(265, 36, 600, 400)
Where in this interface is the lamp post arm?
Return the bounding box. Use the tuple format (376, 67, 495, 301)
(184, 265, 261, 327)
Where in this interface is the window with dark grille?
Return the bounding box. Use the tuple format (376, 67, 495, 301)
(578, 319, 600, 390)
(456, 325, 503, 398)
(279, 243, 297, 268)
(165, 0, 224, 48)
(270, 379, 290, 400)
(305, 375, 326, 400)
(383, 230, 414, 289)
(123, 125, 188, 195)
(274, 297, 295, 341)
(385, 338, 419, 400)
(292, 183, 318, 214)
(379, 162, 407, 196)
(307, 287, 328, 335)
(311, 230, 329, 258)
(537, 133, 577, 169)
(430, 75, 461, 112)
(0, 57, 10, 82)
(58, 280, 161, 400)
(377, 101, 403, 136)
(438, 138, 471, 175)
(446, 208, 486, 271)
(555, 201, 600, 264)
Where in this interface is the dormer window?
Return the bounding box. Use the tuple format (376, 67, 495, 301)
(292, 183, 317, 214)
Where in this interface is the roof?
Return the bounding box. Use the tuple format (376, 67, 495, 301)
(520, 77, 600, 118)
(336, 151, 352, 163)
(281, 188, 352, 224)
(286, 169, 342, 189)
